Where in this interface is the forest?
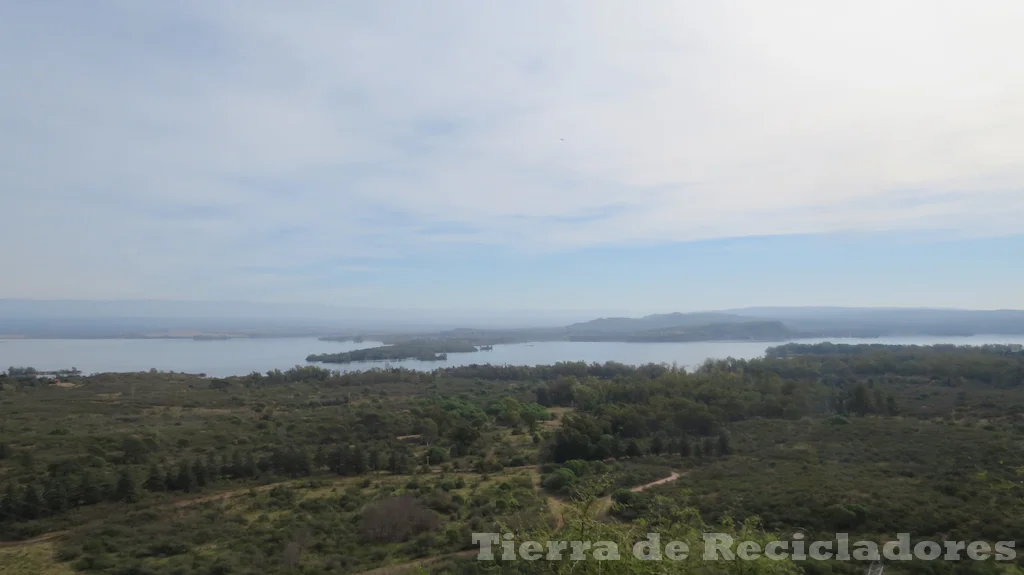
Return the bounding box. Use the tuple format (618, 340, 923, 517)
(1, 344, 1023, 575)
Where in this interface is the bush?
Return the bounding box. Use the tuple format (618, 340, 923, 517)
(361, 495, 441, 543)
(611, 488, 636, 505)
(542, 468, 577, 493)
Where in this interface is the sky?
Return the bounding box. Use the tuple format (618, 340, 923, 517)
(1, 0, 1022, 313)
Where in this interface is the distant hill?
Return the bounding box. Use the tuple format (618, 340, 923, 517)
(3, 300, 1024, 342)
(725, 307, 1024, 336)
(565, 312, 757, 334)
(569, 320, 796, 342)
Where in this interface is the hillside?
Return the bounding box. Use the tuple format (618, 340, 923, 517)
(568, 320, 796, 342)
(565, 312, 757, 334)
(3, 344, 1024, 575)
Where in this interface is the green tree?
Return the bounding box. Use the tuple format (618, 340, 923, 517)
(521, 410, 539, 432)
(348, 445, 367, 475)
(243, 453, 259, 478)
(678, 435, 692, 457)
(850, 384, 872, 416)
(886, 395, 900, 415)
(388, 450, 411, 474)
(22, 484, 42, 519)
(122, 437, 149, 464)
(0, 484, 20, 521)
(426, 446, 449, 465)
(542, 468, 577, 493)
(205, 454, 221, 481)
(367, 446, 381, 472)
(650, 435, 665, 455)
(176, 462, 195, 493)
(78, 472, 102, 505)
(702, 436, 715, 457)
(717, 429, 733, 455)
(625, 439, 643, 457)
(193, 460, 208, 487)
(115, 470, 139, 503)
(44, 479, 69, 513)
(450, 425, 480, 457)
(497, 397, 521, 427)
(421, 418, 439, 444)
(145, 465, 165, 492)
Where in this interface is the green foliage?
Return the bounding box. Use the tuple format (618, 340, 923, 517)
(3, 344, 1024, 575)
(307, 340, 480, 363)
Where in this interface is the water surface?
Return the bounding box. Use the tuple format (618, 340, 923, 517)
(2, 334, 1021, 378)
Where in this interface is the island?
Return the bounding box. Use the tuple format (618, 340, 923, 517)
(306, 340, 479, 363)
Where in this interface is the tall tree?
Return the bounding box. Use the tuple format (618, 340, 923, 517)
(717, 430, 733, 456)
(678, 435, 692, 458)
(702, 437, 715, 457)
(625, 439, 644, 457)
(193, 460, 208, 488)
(176, 462, 195, 493)
(367, 446, 381, 472)
(0, 484, 19, 522)
(872, 388, 885, 414)
(886, 395, 900, 415)
(145, 466, 165, 492)
(44, 479, 69, 513)
(22, 485, 43, 520)
(78, 472, 102, 506)
(243, 453, 259, 478)
(115, 470, 139, 503)
(650, 435, 665, 455)
(850, 384, 872, 416)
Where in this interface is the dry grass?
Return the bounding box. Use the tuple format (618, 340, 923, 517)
(0, 542, 76, 575)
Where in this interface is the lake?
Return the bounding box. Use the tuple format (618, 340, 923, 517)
(2, 334, 1023, 378)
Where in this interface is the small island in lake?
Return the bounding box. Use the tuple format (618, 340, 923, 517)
(306, 340, 479, 363)
(192, 335, 231, 341)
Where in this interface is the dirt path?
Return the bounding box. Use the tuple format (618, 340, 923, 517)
(590, 470, 685, 518)
(0, 531, 67, 549)
(630, 470, 681, 492)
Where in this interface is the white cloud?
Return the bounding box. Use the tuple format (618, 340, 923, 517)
(1, 0, 1022, 299)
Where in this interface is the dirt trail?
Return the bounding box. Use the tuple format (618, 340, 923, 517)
(630, 471, 681, 492)
(0, 531, 67, 549)
(590, 470, 686, 518)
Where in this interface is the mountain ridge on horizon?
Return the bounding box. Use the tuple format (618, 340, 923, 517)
(2, 299, 1024, 339)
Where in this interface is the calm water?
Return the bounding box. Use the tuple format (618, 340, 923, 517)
(1, 334, 1022, 378)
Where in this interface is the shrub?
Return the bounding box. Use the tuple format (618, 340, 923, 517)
(361, 495, 441, 543)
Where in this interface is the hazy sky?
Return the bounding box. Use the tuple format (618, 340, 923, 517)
(2, 1, 1022, 311)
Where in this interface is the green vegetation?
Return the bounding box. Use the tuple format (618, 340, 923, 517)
(307, 340, 480, 363)
(2, 344, 1024, 574)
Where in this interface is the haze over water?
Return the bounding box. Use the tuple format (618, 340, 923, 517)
(2, 335, 1022, 378)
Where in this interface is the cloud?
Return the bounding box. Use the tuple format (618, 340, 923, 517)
(1, 0, 1022, 300)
